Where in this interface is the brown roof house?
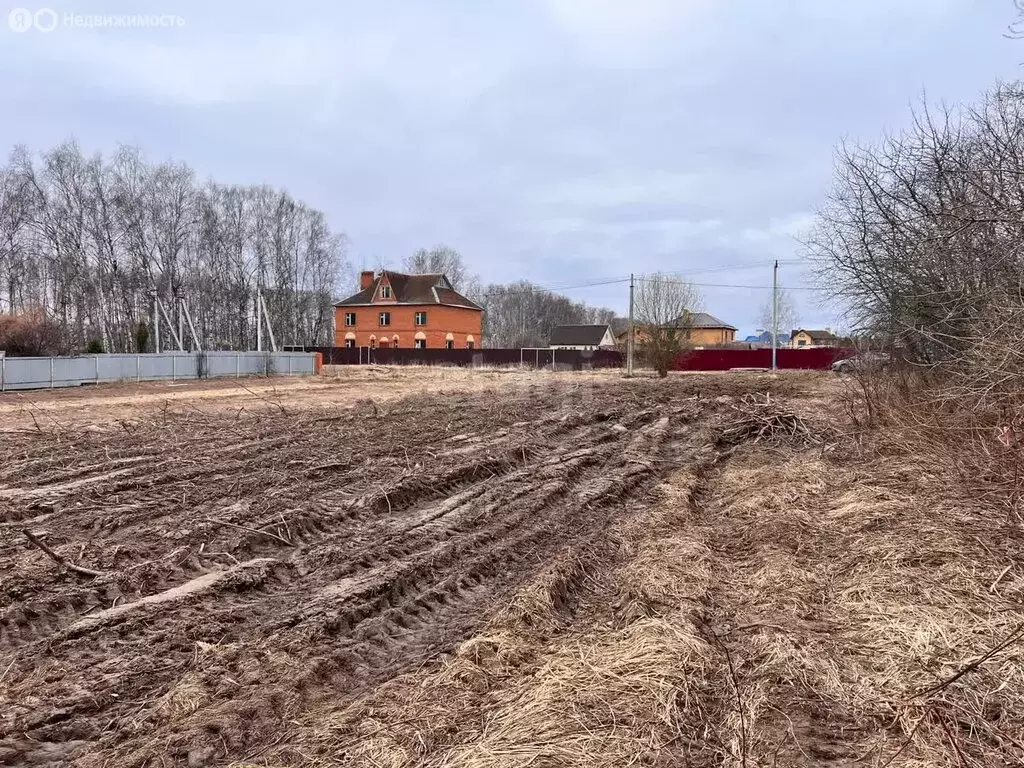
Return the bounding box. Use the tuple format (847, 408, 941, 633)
(613, 311, 737, 348)
(681, 312, 738, 345)
(334, 270, 484, 349)
(790, 328, 838, 348)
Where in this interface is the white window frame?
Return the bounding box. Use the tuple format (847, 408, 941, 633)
(380, 285, 392, 299)
(345, 338, 355, 349)
(379, 311, 391, 326)
(344, 312, 356, 327)
(415, 311, 427, 326)
(415, 338, 426, 349)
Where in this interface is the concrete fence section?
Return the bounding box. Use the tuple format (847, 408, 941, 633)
(0, 351, 317, 392)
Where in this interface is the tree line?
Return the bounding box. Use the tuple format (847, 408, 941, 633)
(0, 141, 621, 355)
(0, 141, 348, 352)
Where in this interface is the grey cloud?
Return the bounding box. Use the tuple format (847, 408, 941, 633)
(0, 0, 1020, 333)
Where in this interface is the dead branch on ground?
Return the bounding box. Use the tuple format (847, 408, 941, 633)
(22, 529, 105, 578)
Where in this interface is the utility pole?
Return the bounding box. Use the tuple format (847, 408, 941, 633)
(256, 288, 263, 352)
(260, 291, 278, 352)
(176, 290, 185, 352)
(151, 289, 160, 354)
(771, 260, 779, 372)
(627, 273, 635, 376)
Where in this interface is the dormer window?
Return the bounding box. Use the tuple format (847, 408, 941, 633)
(380, 285, 392, 299)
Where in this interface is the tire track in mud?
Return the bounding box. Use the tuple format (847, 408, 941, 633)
(0, 395, 636, 651)
(0, 393, 697, 767)
(96, 414, 682, 766)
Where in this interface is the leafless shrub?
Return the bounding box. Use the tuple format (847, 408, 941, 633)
(809, 82, 1024, 500)
(0, 307, 68, 356)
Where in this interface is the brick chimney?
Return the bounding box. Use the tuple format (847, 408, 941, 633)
(360, 270, 375, 290)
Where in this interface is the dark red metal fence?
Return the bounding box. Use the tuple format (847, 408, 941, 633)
(290, 346, 625, 370)
(672, 347, 853, 371)
(287, 346, 849, 371)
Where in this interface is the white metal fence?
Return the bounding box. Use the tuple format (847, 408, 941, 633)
(0, 352, 317, 391)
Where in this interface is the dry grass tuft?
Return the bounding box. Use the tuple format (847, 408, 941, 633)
(490, 549, 592, 634)
(696, 448, 1024, 766)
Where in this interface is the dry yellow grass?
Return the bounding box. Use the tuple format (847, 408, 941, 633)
(216, 385, 1024, 768)
(225, 392, 1024, 768)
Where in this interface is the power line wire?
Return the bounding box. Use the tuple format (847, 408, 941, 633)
(472, 269, 816, 301)
(635, 276, 818, 291)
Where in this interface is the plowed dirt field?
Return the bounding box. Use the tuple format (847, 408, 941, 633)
(1, 369, 1022, 767)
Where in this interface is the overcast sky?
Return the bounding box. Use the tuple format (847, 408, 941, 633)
(1, 1, 1021, 334)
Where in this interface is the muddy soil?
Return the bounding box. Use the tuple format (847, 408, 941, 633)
(0, 373, 820, 767)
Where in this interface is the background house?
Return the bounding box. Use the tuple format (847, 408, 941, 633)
(334, 270, 483, 349)
(790, 328, 838, 348)
(744, 330, 793, 347)
(550, 324, 616, 350)
(682, 312, 737, 345)
(612, 311, 737, 347)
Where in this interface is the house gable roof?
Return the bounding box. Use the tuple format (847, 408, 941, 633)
(666, 311, 737, 331)
(334, 271, 483, 310)
(550, 325, 613, 346)
(791, 328, 836, 341)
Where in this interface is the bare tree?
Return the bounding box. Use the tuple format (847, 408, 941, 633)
(1009, 0, 1024, 37)
(757, 287, 798, 345)
(634, 273, 703, 377)
(0, 141, 350, 352)
(403, 244, 482, 302)
(477, 280, 618, 348)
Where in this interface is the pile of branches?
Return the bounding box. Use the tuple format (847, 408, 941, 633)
(717, 393, 822, 448)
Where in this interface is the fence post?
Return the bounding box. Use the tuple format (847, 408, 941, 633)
(95, 355, 100, 385)
(172, 354, 176, 382)
(136, 354, 141, 382)
(288, 355, 293, 376)
(236, 353, 240, 378)
(49, 357, 54, 389)
(1, 354, 5, 393)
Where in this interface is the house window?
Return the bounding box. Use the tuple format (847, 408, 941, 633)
(415, 338, 426, 349)
(392, 335, 400, 347)
(369, 337, 377, 349)
(345, 339, 355, 349)
(344, 312, 356, 327)
(381, 285, 392, 299)
(445, 340, 454, 350)
(379, 312, 391, 326)
(415, 311, 427, 326)
(467, 340, 475, 350)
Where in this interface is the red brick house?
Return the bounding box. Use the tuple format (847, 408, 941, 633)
(334, 270, 484, 349)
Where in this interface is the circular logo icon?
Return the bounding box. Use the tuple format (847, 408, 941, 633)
(34, 8, 58, 32)
(8, 7, 34, 32)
